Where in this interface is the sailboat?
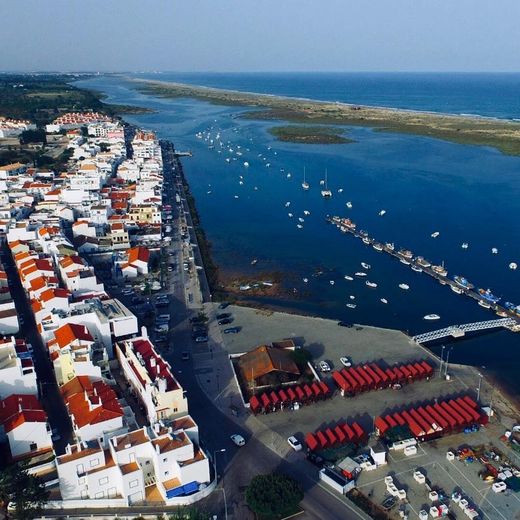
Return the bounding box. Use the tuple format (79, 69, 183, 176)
(302, 167, 310, 190)
(321, 169, 332, 198)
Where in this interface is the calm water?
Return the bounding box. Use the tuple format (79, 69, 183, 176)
(134, 72, 520, 119)
(77, 74, 520, 393)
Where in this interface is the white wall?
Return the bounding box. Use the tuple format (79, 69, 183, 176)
(7, 422, 52, 458)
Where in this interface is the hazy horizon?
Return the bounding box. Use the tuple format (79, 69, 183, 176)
(1, 0, 519, 73)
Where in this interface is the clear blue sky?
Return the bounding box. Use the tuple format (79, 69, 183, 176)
(1, 0, 519, 72)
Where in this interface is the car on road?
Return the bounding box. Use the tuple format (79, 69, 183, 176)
(338, 321, 353, 328)
(287, 436, 302, 451)
(218, 318, 233, 326)
(218, 302, 230, 309)
(319, 360, 331, 372)
(230, 434, 245, 447)
(194, 335, 208, 343)
(223, 327, 240, 334)
(340, 356, 352, 367)
(216, 313, 231, 320)
(181, 352, 190, 361)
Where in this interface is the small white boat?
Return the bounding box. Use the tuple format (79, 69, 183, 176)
(287, 173, 291, 179)
(400, 258, 411, 265)
(297, 224, 303, 229)
(349, 295, 356, 300)
(478, 300, 491, 308)
(303, 278, 308, 283)
(250, 259, 258, 265)
(254, 186, 258, 191)
(346, 202, 353, 209)
(285, 202, 291, 207)
(373, 243, 383, 252)
(431, 231, 440, 238)
(338, 188, 343, 193)
(423, 314, 440, 320)
(361, 262, 371, 270)
(509, 262, 517, 270)
(461, 242, 469, 249)
(225, 158, 231, 163)
(288, 213, 293, 218)
(380, 298, 388, 304)
(492, 248, 498, 254)
(320, 180, 325, 186)
(207, 190, 212, 194)
(450, 285, 463, 294)
(302, 167, 310, 190)
(411, 265, 423, 273)
(239, 181, 243, 185)
(346, 303, 357, 309)
(366, 281, 378, 288)
(362, 237, 371, 245)
(298, 217, 305, 223)
(398, 283, 409, 290)
(303, 210, 311, 216)
(243, 161, 249, 167)
(379, 210, 386, 216)
(354, 272, 367, 277)
(234, 195, 239, 199)
(344, 275, 354, 281)
(329, 280, 335, 285)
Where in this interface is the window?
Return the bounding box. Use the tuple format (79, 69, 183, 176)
(90, 458, 100, 468)
(78, 477, 86, 485)
(145, 460, 150, 465)
(98, 477, 109, 485)
(162, 458, 167, 463)
(129, 479, 139, 489)
(29, 442, 37, 451)
(95, 491, 104, 499)
(164, 471, 169, 476)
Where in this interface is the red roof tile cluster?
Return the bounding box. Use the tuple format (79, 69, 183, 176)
(127, 246, 150, 265)
(0, 394, 47, 433)
(61, 376, 123, 428)
(53, 323, 94, 349)
(53, 112, 111, 125)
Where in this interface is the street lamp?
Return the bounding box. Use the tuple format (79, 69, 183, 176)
(444, 347, 453, 377)
(213, 449, 227, 520)
(439, 345, 445, 378)
(476, 373, 483, 402)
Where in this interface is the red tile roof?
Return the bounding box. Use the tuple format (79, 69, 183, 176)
(54, 323, 94, 349)
(0, 394, 47, 433)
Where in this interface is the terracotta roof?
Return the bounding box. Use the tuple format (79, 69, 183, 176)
(58, 443, 103, 465)
(238, 344, 300, 384)
(127, 246, 150, 265)
(61, 376, 123, 429)
(120, 461, 140, 475)
(152, 431, 190, 453)
(54, 323, 94, 349)
(112, 429, 149, 452)
(0, 394, 47, 433)
(40, 287, 69, 302)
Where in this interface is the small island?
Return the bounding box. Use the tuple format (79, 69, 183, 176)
(268, 125, 354, 144)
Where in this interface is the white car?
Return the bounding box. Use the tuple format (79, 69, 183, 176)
(287, 436, 302, 451)
(319, 361, 331, 372)
(230, 434, 245, 447)
(340, 356, 352, 367)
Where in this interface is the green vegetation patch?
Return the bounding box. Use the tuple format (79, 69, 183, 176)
(268, 125, 354, 144)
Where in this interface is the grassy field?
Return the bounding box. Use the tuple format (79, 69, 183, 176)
(137, 79, 520, 156)
(268, 125, 354, 144)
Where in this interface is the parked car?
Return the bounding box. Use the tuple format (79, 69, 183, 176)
(287, 436, 302, 451)
(319, 361, 331, 372)
(218, 318, 233, 326)
(340, 356, 352, 367)
(230, 434, 245, 447)
(223, 327, 240, 334)
(216, 313, 231, 320)
(194, 335, 208, 343)
(156, 314, 171, 323)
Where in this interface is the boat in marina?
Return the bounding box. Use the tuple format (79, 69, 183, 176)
(385, 242, 395, 251)
(478, 288, 500, 304)
(285, 201, 291, 207)
(461, 242, 469, 249)
(243, 161, 249, 167)
(288, 213, 293, 218)
(346, 201, 353, 209)
(349, 295, 355, 300)
(329, 280, 335, 285)
(303, 210, 311, 216)
(362, 237, 371, 245)
(373, 242, 383, 252)
(432, 263, 448, 277)
(478, 300, 491, 309)
(431, 231, 440, 238)
(492, 248, 498, 254)
(297, 224, 303, 229)
(400, 258, 411, 265)
(423, 314, 441, 320)
(415, 256, 431, 268)
(510, 262, 518, 270)
(398, 249, 413, 259)
(298, 217, 305, 223)
(454, 275, 474, 289)
(496, 310, 508, 317)
(344, 275, 354, 281)
(379, 210, 386, 216)
(361, 262, 371, 270)
(411, 265, 423, 273)
(366, 281, 378, 288)
(398, 283, 409, 290)
(321, 170, 332, 198)
(450, 285, 463, 294)
(380, 298, 388, 304)
(346, 303, 357, 309)
(354, 272, 367, 277)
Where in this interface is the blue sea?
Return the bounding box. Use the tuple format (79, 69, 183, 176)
(77, 73, 520, 394)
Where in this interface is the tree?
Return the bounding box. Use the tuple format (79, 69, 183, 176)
(246, 473, 303, 519)
(0, 463, 49, 519)
(167, 507, 211, 520)
(290, 348, 312, 371)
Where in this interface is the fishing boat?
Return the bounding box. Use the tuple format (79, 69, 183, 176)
(380, 298, 388, 304)
(432, 262, 448, 277)
(379, 210, 386, 216)
(478, 288, 500, 304)
(431, 231, 440, 238)
(492, 248, 498, 254)
(423, 314, 441, 320)
(344, 275, 354, 281)
(398, 249, 414, 259)
(303, 210, 311, 216)
(361, 262, 371, 270)
(415, 256, 431, 268)
(398, 283, 409, 290)
(243, 161, 249, 167)
(478, 300, 491, 309)
(329, 280, 335, 285)
(450, 285, 463, 294)
(346, 303, 357, 309)
(366, 281, 378, 288)
(298, 217, 305, 223)
(400, 258, 411, 265)
(453, 275, 474, 289)
(297, 224, 303, 229)
(461, 242, 469, 249)
(288, 213, 293, 218)
(411, 265, 423, 273)
(385, 242, 395, 252)
(354, 272, 367, 277)
(321, 169, 332, 198)
(346, 201, 353, 209)
(373, 243, 383, 252)
(362, 237, 371, 245)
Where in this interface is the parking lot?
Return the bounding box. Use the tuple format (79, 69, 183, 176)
(355, 431, 520, 519)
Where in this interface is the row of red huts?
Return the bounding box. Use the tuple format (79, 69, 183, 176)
(249, 380, 331, 414)
(305, 421, 367, 451)
(332, 359, 434, 396)
(375, 395, 487, 442)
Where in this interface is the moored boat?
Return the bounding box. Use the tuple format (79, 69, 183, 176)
(411, 265, 423, 273)
(450, 285, 463, 294)
(361, 262, 371, 270)
(423, 314, 441, 320)
(415, 256, 431, 268)
(366, 281, 378, 288)
(432, 263, 448, 277)
(373, 242, 383, 252)
(453, 275, 474, 289)
(398, 283, 409, 290)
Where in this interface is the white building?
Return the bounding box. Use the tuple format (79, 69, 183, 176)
(0, 338, 37, 398)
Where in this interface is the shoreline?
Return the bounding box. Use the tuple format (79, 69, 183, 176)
(134, 77, 520, 156)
